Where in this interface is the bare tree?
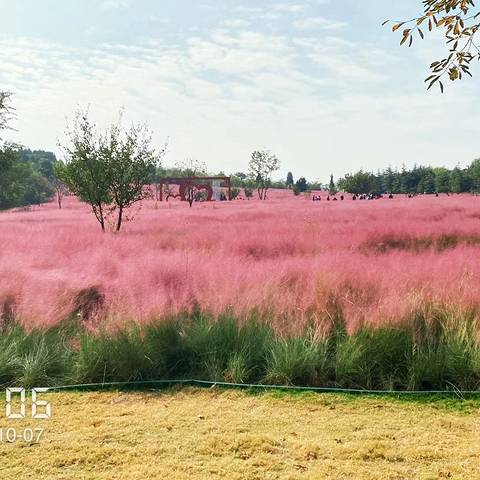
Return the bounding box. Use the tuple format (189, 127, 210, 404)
(51, 177, 68, 209)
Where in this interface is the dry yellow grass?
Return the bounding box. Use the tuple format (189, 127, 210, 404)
(1, 388, 480, 479)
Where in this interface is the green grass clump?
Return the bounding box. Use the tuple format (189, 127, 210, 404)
(73, 325, 156, 383)
(2, 304, 480, 391)
(0, 322, 73, 388)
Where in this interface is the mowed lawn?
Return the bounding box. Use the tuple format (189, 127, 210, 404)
(1, 388, 480, 479)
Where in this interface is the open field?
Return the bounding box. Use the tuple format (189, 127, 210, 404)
(1, 190, 480, 330)
(3, 190, 480, 390)
(1, 388, 480, 479)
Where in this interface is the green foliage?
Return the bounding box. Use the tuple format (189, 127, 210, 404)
(231, 187, 240, 199)
(20, 149, 58, 178)
(248, 149, 280, 200)
(244, 186, 253, 199)
(338, 170, 371, 195)
(286, 171, 294, 188)
(56, 107, 165, 231)
(434, 167, 452, 194)
(230, 175, 244, 188)
(294, 176, 309, 193)
(4, 305, 480, 390)
(0, 323, 73, 388)
(308, 179, 324, 191)
(74, 325, 156, 383)
(339, 161, 480, 196)
(467, 158, 480, 192)
(270, 179, 288, 189)
(450, 166, 471, 193)
(234, 171, 247, 181)
(264, 335, 329, 386)
(385, 1, 480, 90)
(0, 146, 55, 210)
(328, 174, 337, 195)
(0, 145, 26, 210)
(54, 110, 112, 231)
(24, 169, 54, 206)
(0, 93, 56, 210)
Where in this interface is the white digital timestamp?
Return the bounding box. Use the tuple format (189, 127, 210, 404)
(1, 388, 51, 443)
(0, 427, 44, 443)
(4, 388, 51, 419)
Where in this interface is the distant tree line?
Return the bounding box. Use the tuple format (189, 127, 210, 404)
(4, 87, 480, 220)
(0, 147, 58, 211)
(337, 162, 480, 196)
(211, 170, 325, 196)
(0, 92, 60, 210)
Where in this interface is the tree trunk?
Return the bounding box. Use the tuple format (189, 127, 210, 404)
(116, 205, 123, 232)
(94, 204, 105, 232)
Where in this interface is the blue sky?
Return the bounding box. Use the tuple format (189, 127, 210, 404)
(1, 0, 479, 183)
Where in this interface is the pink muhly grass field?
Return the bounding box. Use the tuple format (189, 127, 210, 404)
(1, 190, 480, 331)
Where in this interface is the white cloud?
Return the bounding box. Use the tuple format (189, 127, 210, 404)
(232, 6, 263, 14)
(258, 13, 283, 21)
(1, 9, 480, 182)
(100, 1, 130, 10)
(273, 3, 308, 13)
(222, 19, 251, 28)
(293, 17, 347, 30)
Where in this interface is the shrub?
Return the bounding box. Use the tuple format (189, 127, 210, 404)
(244, 187, 253, 199)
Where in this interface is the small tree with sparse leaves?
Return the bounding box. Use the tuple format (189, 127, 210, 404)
(55, 107, 165, 232)
(175, 158, 208, 207)
(248, 149, 280, 200)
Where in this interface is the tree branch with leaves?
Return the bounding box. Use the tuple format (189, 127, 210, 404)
(384, 0, 480, 91)
(0, 91, 16, 138)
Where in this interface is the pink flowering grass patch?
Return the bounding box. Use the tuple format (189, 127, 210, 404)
(1, 191, 480, 330)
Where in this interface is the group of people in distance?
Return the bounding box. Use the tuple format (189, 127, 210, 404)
(312, 192, 445, 202)
(312, 195, 345, 201)
(312, 193, 398, 201)
(353, 193, 384, 200)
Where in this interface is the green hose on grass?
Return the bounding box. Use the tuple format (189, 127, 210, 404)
(42, 379, 480, 396)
